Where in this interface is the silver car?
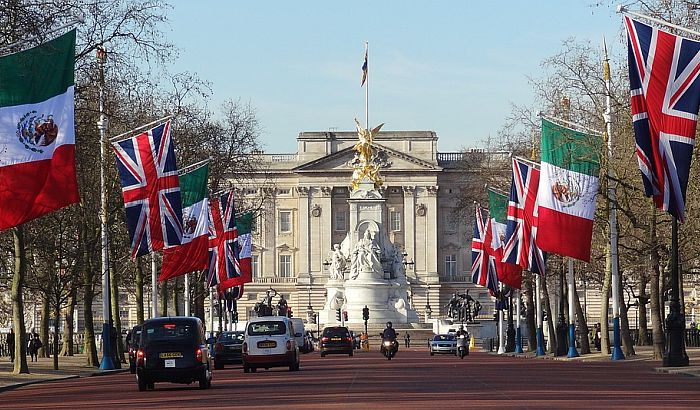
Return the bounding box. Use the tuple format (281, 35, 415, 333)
(430, 334, 457, 356)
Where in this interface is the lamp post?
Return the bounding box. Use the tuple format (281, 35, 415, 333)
(97, 45, 114, 370)
(555, 266, 567, 356)
(425, 284, 432, 321)
(306, 285, 315, 325)
(506, 290, 515, 352)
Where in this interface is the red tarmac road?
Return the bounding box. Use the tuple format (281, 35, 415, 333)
(2, 348, 700, 409)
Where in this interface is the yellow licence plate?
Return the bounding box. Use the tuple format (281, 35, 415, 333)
(257, 341, 276, 349)
(159, 352, 183, 359)
(331, 337, 341, 341)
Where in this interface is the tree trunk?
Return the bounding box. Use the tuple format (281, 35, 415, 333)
(82, 243, 99, 367)
(61, 287, 76, 356)
(600, 243, 612, 355)
(11, 227, 29, 374)
(53, 306, 60, 370)
(524, 271, 537, 352)
(135, 259, 144, 324)
(159, 279, 168, 317)
(638, 277, 650, 346)
(619, 282, 636, 356)
(40, 297, 50, 358)
(110, 261, 126, 365)
(573, 278, 591, 354)
(649, 206, 665, 359)
(541, 276, 556, 354)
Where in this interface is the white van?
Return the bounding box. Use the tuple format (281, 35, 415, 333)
(290, 318, 306, 352)
(242, 316, 300, 373)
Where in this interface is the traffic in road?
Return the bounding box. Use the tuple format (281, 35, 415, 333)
(3, 347, 700, 409)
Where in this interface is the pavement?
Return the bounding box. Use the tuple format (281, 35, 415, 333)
(496, 345, 700, 377)
(0, 354, 128, 392)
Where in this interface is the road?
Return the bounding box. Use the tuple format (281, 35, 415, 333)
(2, 347, 700, 409)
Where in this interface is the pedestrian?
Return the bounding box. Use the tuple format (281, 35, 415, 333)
(404, 332, 411, 348)
(28, 333, 41, 362)
(593, 323, 601, 351)
(6, 328, 15, 362)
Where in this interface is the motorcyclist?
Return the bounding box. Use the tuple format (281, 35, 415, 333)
(382, 321, 397, 340)
(455, 325, 468, 338)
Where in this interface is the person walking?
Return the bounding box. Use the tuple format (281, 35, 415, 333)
(404, 332, 411, 348)
(28, 332, 41, 362)
(593, 323, 602, 351)
(6, 328, 15, 362)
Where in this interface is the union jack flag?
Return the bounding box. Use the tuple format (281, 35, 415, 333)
(218, 212, 254, 291)
(205, 193, 238, 288)
(112, 121, 183, 258)
(224, 285, 244, 312)
(471, 205, 498, 293)
(625, 16, 700, 222)
(502, 158, 546, 274)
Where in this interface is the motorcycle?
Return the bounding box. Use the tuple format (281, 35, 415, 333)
(380, 337, 399, 360)
(456, 333, 469, 359)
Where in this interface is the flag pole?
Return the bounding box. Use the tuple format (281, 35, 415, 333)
(617, 5, 700, 38)
(538, 112, 603, 136)
(530, 126, 546, 356)
(365, 41, 369, 130)
(515, 290, 523, 353)
(567, 258, 579, 357)
(603, 37, 624, 361)
(152, 254, 159, 318)
(109, 115, 175, 143)
(184, 273, 190, 316)
(497, 283, 506, 354)
(97, 46, 114, 371)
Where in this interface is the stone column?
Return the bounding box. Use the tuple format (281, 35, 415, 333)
(402, 186, 416, 277)
(425, 186, 439, 277)
(317, 186, 333, 275)
(297, 186, 311, 279)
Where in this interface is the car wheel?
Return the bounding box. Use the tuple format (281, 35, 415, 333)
(250, 367, 257, 373)
(243, 364, 250, 373)
(137, 375, 147, 392)
(199, 372, 208, 390)
(147, 382, 155, 390)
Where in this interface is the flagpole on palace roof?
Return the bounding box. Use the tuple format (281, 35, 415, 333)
(603, 37, 625, 361)
(365, 41, 369, 130)
(617, 5, 700, 38)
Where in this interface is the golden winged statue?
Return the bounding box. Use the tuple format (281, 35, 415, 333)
(351, 118, 384, 190)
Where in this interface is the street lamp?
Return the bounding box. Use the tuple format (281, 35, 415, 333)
(425, 284, 432, 320)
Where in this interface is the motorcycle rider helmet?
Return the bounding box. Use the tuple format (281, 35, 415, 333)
(459, 325, 464, 330)
(386, 321, 393, 328)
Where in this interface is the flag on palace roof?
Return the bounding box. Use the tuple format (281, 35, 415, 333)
(536, 118, 600, 262)
(161, 163, 210, 281)
(112, 120, 183, 258)
(488, 189, 522, 289)
(624, 15, 700, 222)
(361, 46, 368, 86)
(502, 157, 546, 275)
(0, 30, 79, 230)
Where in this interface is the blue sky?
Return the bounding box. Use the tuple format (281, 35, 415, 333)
(167, 1, 622, 153)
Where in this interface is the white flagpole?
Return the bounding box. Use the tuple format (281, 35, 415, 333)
(497, 283, 506, 354)
(617, 5, 700, 38)
(152, 254, 159, 318)
(515, 290, 523, 353)
(536, 274, 545, 355)
(184, 273, 190, 316)
(0, 17, 84, 56)
(365, 41, 369, 130)
(603, 37, 624, 361)
(567, 258, 579, 357)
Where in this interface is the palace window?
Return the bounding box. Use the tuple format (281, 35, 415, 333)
(445, 254, 457, 277)
(390, 210, 401, 232)
(334, 211, 347, 232)
(252, 255, 259, 278)
(279, 211, 291, 233)
(279, 255, 292, 277)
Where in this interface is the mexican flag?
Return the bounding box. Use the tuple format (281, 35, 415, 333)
(488, 189, 522, 289)
(160, 164, 209, 281)
(0, 30, 79, 230)
(218, 212, 254, 291)
(536, 118, 600, 262)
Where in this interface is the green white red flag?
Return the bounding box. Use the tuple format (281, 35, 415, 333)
(536, 118, 600, 262)
(0, 30, 79, 230)
(488, 189, 522, 289)
(160, 164, 209, 281)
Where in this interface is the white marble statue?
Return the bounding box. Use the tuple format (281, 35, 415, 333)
(391, 244, 406, 280)
(329, 244, 346, 281)
(350, 230, 383, 279)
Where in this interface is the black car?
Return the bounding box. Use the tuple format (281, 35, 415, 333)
(135, 317, 213, 391)
(320, 326, 353, 357)
(127, 324, 142, 374)
(214, 331, 244, 369)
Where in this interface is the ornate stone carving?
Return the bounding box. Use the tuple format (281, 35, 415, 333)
(416, 203, 427, 217)
(426, 186, 439, 196)
(311, 204, 321, 217)
(320, 186, 332, 197)
(296, 186, 311, 196)
(402, 186, 416, 197)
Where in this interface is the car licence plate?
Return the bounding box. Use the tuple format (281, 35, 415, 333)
(159, 352, 183, 359)
(331, 337, 341, 341)
(257, 340, 276, 349)
(164, 359, 176, 368)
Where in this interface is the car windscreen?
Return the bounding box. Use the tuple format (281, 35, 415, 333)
(247, 321, 287, 336)
(143, 323, 196, 344)
(219, 332, 245, 342)
(433, 335, 455, 341)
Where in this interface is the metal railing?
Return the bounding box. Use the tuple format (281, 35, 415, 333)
(253, 277, 298, 284)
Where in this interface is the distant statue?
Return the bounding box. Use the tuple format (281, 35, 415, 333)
(329, 244, 346, 281)
(351, 118, 385, 190)
(350, 230, 382, 279)
(445, 292, 460, 319)
(391, 245, 406, 280)
(277, 295, 288, 317)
